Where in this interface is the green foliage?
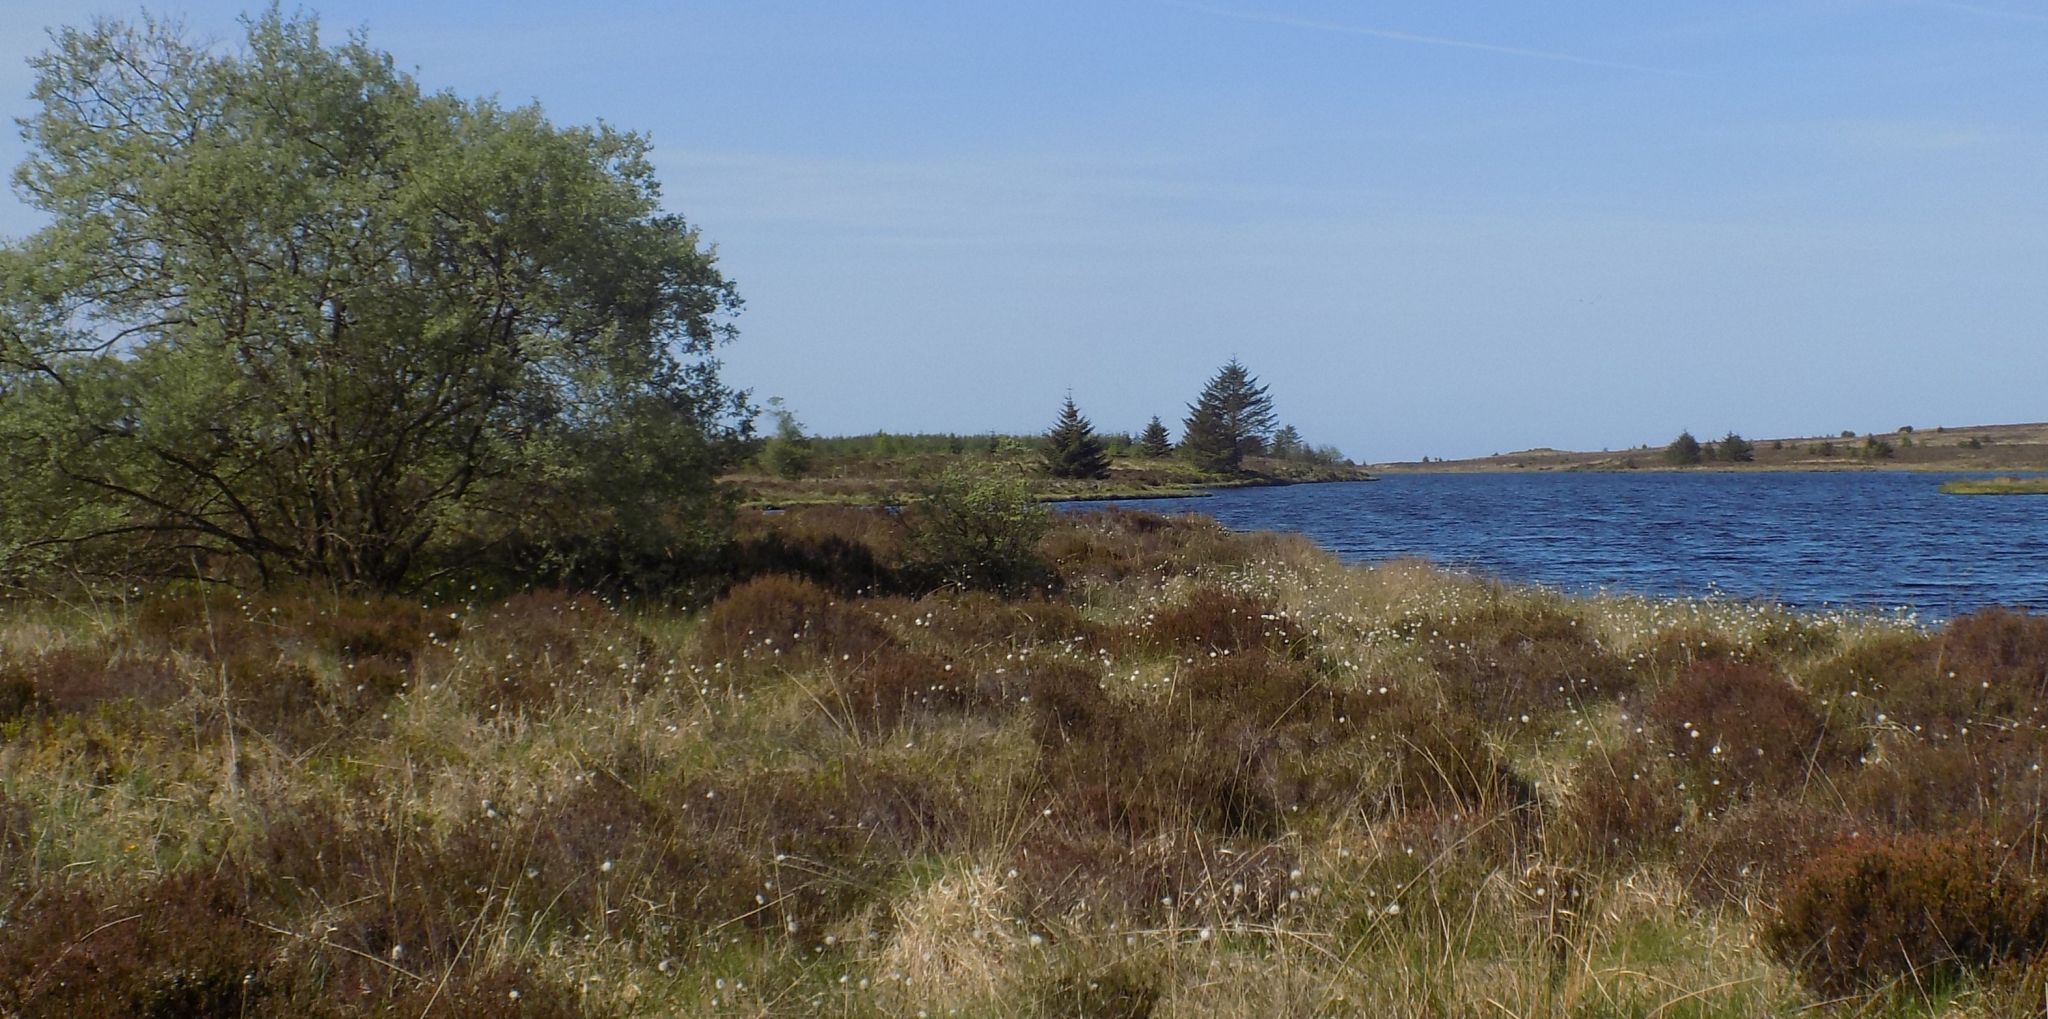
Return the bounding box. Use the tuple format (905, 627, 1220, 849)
(1717, 431, 1755, 462)
(1180, 359, 1276, 471)
(905, 461, 1051, 594)
(1269, 424, 1305, 459)
(0, 11, 746, 591)
(1862, 436, 1897, 459)
(1042, 396, 1112, 480)
(1137, 416, 1173, 457)
(1663, 430, 1702, 466)
(755, 398, 813, 480)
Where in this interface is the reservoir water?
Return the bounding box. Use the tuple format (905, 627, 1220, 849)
(1065, 472, 2048, 620)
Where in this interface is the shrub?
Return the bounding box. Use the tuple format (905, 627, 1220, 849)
(1764, 831, 2048, 997)
(903, 461, 1051, 595)
(695, 575, 893, 666)
(1807, 609, 2048, 737)
(1128, 587, 1311, 659)
(902, 591, 1100, 654)
(1358, 698, 1537, 819)
(1647, 660, 1849, 801)
(1041, 509, 1236, 587)
(1678, 797, 1859, 904)
(1849, 728, 2048, 849)
(726, 505, 909, 596)
(1421, 606, 1635, 721)
(830, 648, 964, 729)
(1664, 431, 1701, 466)
(0, 647, 183, 718)
(1559, 737, 1681, 868)
(1036, 959, 1162, 1019)
(0, 872, 279, 1018)
(1009, 828, 1295, 926)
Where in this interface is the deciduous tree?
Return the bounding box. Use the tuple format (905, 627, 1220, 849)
(0, 11, 747, 590)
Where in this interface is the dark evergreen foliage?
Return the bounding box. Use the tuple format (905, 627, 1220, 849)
(1269, 424, 1305, 460)
(1043, 396, 1112, 479)
(1664, 431, 1703, 466)
(1718, 431, 1755, 462)
(1180, 360, 1277, 471)
(1137, 416, 1173, 458)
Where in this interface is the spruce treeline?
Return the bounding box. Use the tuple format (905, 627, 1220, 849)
(1041, 361, 1343, 478)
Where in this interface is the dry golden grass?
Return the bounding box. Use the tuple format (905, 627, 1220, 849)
(0, 510, 2036, 1017)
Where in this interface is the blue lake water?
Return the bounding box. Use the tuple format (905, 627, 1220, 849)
(1064, 472, 2048, 619)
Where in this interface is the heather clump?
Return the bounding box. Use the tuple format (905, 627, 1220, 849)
(1765, 831, 2048, 997)
(1646, 660, 1850, 803)
(1413, 603, 1637, 722)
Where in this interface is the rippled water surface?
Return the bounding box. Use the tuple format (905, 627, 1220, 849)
(1067, 472, 2048, 618)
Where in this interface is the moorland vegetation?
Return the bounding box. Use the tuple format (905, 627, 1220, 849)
(6, 505, 2048, 1016)
(4, 10, 2048, 1019)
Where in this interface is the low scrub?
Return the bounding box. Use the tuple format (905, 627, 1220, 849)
(1765, 831, 2048, 996)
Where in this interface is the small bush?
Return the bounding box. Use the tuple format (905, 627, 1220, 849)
(0, 872, 278, 1018)
(1036, 959, 1162, 1019)
(1559, 737, 1681, 868)
(727, 505, 908, 596)
(0, 648, 183, 718)
(696, 574, 893, 667)
(1009, 828, 1295, 925)
(1678, 797, 1859, 904)
(1127, 587, 1311, 659)
(1807, 609, 2048, 737)
(1764, 831, 2048, 996)
(900, 591, 1099, 653)
(1420, 606, 1635, 721)
(1647, 660, 1848, 801)
(1040, 509, 1247, 588)
(1850, 728, 2048, 849)
(903, 462, 1051, 595)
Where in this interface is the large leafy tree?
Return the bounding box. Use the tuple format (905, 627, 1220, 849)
(0, 11, 747, 590)
(1179, 359, 1276, 471)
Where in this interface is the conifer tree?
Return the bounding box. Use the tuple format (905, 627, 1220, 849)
(1137, 416, 1173, 457)
(1180, 359, 1277, 471)
(1665, 430, 1703, 466)
(1270, 424, 1305, 460)
(1043, 396, 1112, 479)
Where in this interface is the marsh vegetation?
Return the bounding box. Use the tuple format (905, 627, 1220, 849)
(5, 507, 2047, 1016)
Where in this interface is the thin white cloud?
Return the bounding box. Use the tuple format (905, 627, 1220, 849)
(1157, 0, 1699, 77)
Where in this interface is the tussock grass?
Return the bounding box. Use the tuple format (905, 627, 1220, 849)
(0, 508, 2040, 1016)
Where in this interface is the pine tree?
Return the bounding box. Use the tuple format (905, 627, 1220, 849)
(1137, 416, 1173, 457)
(1180, 359, 1277, 471)
(1043, 396, 1112, 479)
(1718, 431, 1755, 463)
(1270, 424, 1305, 460)
(1665, 430, 1702, 466)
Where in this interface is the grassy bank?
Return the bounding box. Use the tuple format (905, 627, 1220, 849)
(1939, 476, 2048, 495)
(729, 448, 1372, 508)
(1382, 420, 2048, 474)
(4, 509, 2045, 1016)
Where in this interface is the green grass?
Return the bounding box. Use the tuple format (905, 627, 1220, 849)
(1938, 475, 2048, 495)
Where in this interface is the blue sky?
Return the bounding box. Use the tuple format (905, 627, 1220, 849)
(4, 2, 2044, 461)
